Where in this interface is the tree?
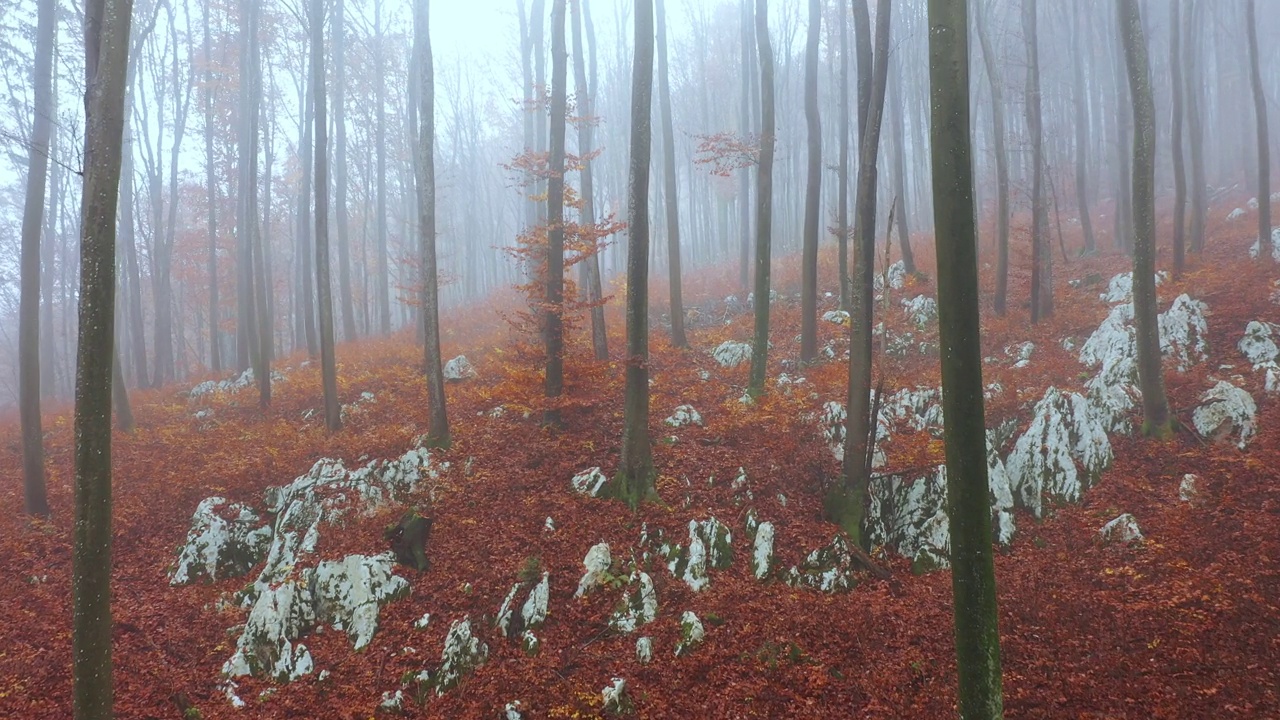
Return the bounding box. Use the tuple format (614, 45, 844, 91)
(1071, 1, 1095, 256)
(203, 0, 221, 373)
(571, 0, 608, 361)
(415, 0, 450, 447)
(835, 1, 850, 315)
(1119, 0, 1173, 438)
(656, 0, 687, 348)
(834, 0, 891, 546)
(1170, 0, 1186, 277)
(544, 0, 569, 427)
(928, 0, 1005, 715)
(313, 0, 342, 432)
(1184, 0, 1206, 254)
(889, 48, 915, 276)
(374, 0, 392, 334)
(334, 0, 358, 342)
(20, 0, 55, 517)
(738, 0, 754, 297)
(848, 0, 872, 312)
(1024, 0, 1051, 322)
(75, 0, 134, 714)
(798, 0, 821, 364)
(1246, 0, 1271, 261)
(611, 0, 657, 508)
(746, 0, 775, 398)
(974, 0, 1009, 315)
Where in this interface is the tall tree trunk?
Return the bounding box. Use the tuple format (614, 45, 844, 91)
(246, 0, 270, 406)
(156, 14, 191, 387)
(1185, 0, 1206, 254)
(1246, 0, 1271, 261)
(738, 0, 753, 297)
(74, 0, 133, 714)
(890, 58, 915, 275)
(656, 0, 686, 348)
(519, 0, 537, 243)
(415, 0, 450, 447)
(544, 0, 568, 427)
(20, 0, 56, 517)
(374, 0, 391, 334)
(1072, 1, 1096, 256)
(298, 59, 318, 356)
(836, 1, 850, 314)
(1112, 19, 1133, 253)
(572, 0, 608, 360)
(849, 0, 872, 311)
(313, 0, 341, 431)
(928, 1, 1006, 715)
(119, 138, 147, 386)
(236, 0, 259, 372)
(1024, 0, 1051, 321)
(746, 0, 776, 398)
(1170, 0, 1186, 276)
(1120, 0, 1173, 438)
(333, 0, 357, 341)
(974, 0, 1009, 316)
(612, 0, 656, 508)
(40, 87, 61, 400)
(204, 0, 220, 373)
(836, 0, 891, 547)
(799, 0, 821, 363)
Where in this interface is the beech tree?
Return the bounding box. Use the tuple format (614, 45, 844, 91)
(974, 0, 1010, 316)
(746, 0, 775, 398)
(1185, 0, 1207, 254)
(1170, 0, 1187, 277)
(612, 0, 656, 508)
(544, 0, 569, 427)
(1119, 0, 1173, 438)
(1246, 0, 1271, 262)
(656, 0, 687, 348)
(313, 0, 342, 431)
(835, 2, 850, 315)
(334, 0, 358, 342)
(1024, 0, 1051, 322)
(798, 0, 821, 364)
(203, 0, 221, 373)
(1072, 0, 1095, 256)
(571, 0, 608, 361)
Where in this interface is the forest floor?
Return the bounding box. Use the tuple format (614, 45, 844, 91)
(2, 197, 1279, 719)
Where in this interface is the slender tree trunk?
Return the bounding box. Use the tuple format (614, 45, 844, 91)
(890, 60, 915, 275)
(613, 0, 657, 508)
(1185, 0, 1206, 254)
(747, 0, 776, 398)
(74, 0, 133, 714)
(849, 0, 872, 312)
(20, 0, 56, 517)
(1112, 20, 1133, 253)
(1170, 0, 1186, 277)
(298, 61, 318, 356)
(333, 0, 357, 341)
(836, 2, 850, 314)
(974, 0, 1009, 315)
(656, 0, 686, 348)
(1120, 0, 1173, 438)
(1246, 0, 1271, 261)
(374, 0, 391, 334)
(235, 0, 258, 373)
(1072, 1, 1095, 256)
(415, 0, 449, 447)
(836, 0, 891, 547)
(40, 92, 61, 400)
(928, 1, 1006, 715)
(544, 0, 568, 427)
(799, 0, 821, 363)
(119, 139, 147, 386)
(738, 0, 753, 297)
(246, 0, 270, 407)
(572, 0, 608, 360)
(204, 0, 220, 373)
(313, 0, 341, 431)
(1024, 0, 1051, 321)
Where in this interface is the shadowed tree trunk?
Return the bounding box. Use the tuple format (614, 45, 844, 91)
(1024, 0, 1051, 321)
(656, 0, 686, 348)
(1170, 0, 1186, 277)
(799, 0, 821, 363)
(974, 0, 1009, 315)
(746, 0, 776, 398)
(849, 0, 872, 312)
(889, 56, 914, 275)
(1246, 0, 1271, 261)
(1111, 16, 1133, 253)
(836, 2, 850, 315)
(415, 0, 450, 447)
(74, 0, 133, 714)
(1185, 0, 1206, 254)
(928, 0, 1006, 715)
(20, 0, 55, 517)
(544, 0, 568, 427)
(571, 0, 608, 360)
(247, 0, 270, 407)
(313, 0, 341, 432)
(1072, 0, 1095, 256)
(834, 0, 891, 547)
(1120, 0, 1173, 438)
(612, 0, 657, 508)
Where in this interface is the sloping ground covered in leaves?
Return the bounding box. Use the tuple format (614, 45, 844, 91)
(1, 198, 1278, 719)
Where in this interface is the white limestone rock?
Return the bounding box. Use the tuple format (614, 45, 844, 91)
(902, 295, 938, 329)
(1248, 228, 1280, 262)
(636, 637, 653, 664)
(571, 467, 608, 497)
(1239, 320, 1280, 368)
(312, 553, 410, 650)
(189, 368, 256, 398)
(1100, 513, 1144, 545)
(874, 260, 907, 292)
(222, 579, 317, 679)
(664, 404, 704, 428)
(1248, 197, 1260, 210)
(820, 401, 847, 463)
(379, 690, 405, 711)
(431, 617, 489, 695)
(1159, 294, 1210, 371)
(664, 518, 732, 592)
(1179, 474, 1203, 504)
(521, 572, 550, 631)
(504, 700, 526, 720)
(1192, 380, 1257, 449)
(169, 497, 272, 585)
(746, 514, 775, 580)
(601, 678, 633, 715)
(1100, 271, 1166, 305)
(609, 571, 658, 633)
(712, 341, 753, 368)
(675, 611, 706, 657)
(822, 309, 851, 326)
(866, 465, 951, 567)
(787, 535, 858, 592)
(1007, 342, 1035, 368)
(443, 355, 477, 381)
(1227, 207, 1246, 221)
(495, 583, 522, 637)
(575, 543, 613, 597)
(1006, 388, 1113, 518)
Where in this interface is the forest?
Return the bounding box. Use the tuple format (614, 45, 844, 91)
(1, 0, 1278, 717)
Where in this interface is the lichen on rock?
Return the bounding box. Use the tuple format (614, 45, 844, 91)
(712, 341, 753, 368)
(1006, 387, 1113, 518)
(1192, 380, 1257, 449)
(170, 497, 271, 586)
(571, 467, 609, 497)
(675, 611, 706, 657)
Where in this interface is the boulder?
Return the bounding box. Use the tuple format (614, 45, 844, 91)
(663, 518, 732, 592)
(902, 295, 938, 329)
(1249, 227, 1280, 262)
(1192, 380, 1257, 449)
(609, 571, 658, 633)
(786, 535, 858, 592)
(169, 497, 271, 585)
(712, 341, 753, 368)
(822, 310, 850, 326)
(675, 611, 706, 657)
(664, 405, 704, 428)
(636, 637, 653, 664)
(428, 617, 488, 695)
(443, 355, 477, 381)
(1179, 474, 1203, 504)
(874, 260, 907, 292)
(575, 543, 613, 597)
(1006, 388, 1113, 518)
(1227, 207, 1245, 221)
(601, 678, 633, 715)
(746, 514, 774, 580)
(1238, 321, 1280, 393)
(1100, 513, 1144, 545)
(571, 467, 609, 497)
(1007, 342, 1035, 368)
(1099, 271, 1166, 305)
(312, 553, 410, 651)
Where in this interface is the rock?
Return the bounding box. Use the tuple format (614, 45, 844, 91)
(1248, 197, 1260, 210)
(1249, 228, 1280, 261)
(874, 260, 907, 291)
(1239, 320, 1280, 367)
(379, 690, 406, 711)
(746, 514, 775, 580)
(664, 518, 732, 592)
(609, 571, 658, 633)
(664, 404, 704, 428)
(731, 467, 753, 504)
(1006, 388, 1112, 518)
(1159, 294, 1210, 371)
(520, 630, 540, 656)
(1227, 207, 1245, 220)
(312, 553, 410, 651)
(1007, 342, 1035, 368)
(575, 543, 612, 597)
(866, 465, 952, 566)
(443, 355, 477, 381)
(522, 572, 549, 630)
(601, 678, 633, 715)
(636, 637, 653, 664)
(169, 497, 271, 585)
(712, 341, 753, 368)
(222, 579, 317, 680)
(675, 611, 705, 657)
(544, 517, 556, 533)
(822, 309, 850, 326)
(571, 467, 608, 497)
(495, 583, 522, 637)
(429, 617, 488, 695)
(414, 612, 432, 629)
(787, 535, 858, 592)
(504, 700, 526, 720)
(1179, 474, 1203, 504)
(189, 368, 256, 398)
(1099, 513, 1144, 545)
(1100, 271, 1166, 305)
(902, 295, 938, 329)
(820, 401, 847, 462)
(1192, 380, 1257, 449)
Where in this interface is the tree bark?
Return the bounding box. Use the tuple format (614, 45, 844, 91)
(836, 2, 850, 314)
(1072, 1, 1095, 256)
(974, 0, 1009, 316)
(799, 0, 821, 363)
(849, 0, 872, 312)
(1119, 0, 1173, 438)
(544, 0, 569, 427)
(747, 0, 776, 398)
(204, 0, 220, 373)
(571, 0, 608, 360)
(656, 0, 686, 348)
(1246, 0, 1271, 261)
(313, 0, 342, 431)
(890, 57, 915, 275)
(738, 0, 753, 297)
(1024, 0, 1051, 321)
(1185, 0, 1206, 254)
(374, 0, 391, 334)
(1170, 0, 1186, 277)
(334, 0, 358, 342)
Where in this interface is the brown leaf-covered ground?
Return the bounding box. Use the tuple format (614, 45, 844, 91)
(2, 198, 1278, 718)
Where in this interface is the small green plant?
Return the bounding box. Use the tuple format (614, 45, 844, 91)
(183, 708, 203, 720)
(518, 555, 543, 584)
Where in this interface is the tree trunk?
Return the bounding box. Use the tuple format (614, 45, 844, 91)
(836, 2, 850, 315)
(738, 0, 753, 298)
(656, 0, 686, 348)
(799, 0, 821, 363)
(246, 0, 270, 407)
(928, 1, 1006, 715)
(836, 0, 891, 547)
(1072, 1, 1095, 256)
(204, 0, 220, 373)
(415, 0, 450, 447)
(236, 0, 259, 373)
(1185, 0, 1206, 254)
(544, 0, 568, 427)
(974, 0, 1009, 316)
(747, 0, 776, 398)
(20, 0, 55, 517)
(1119, 0, 1173, 438)
(1112, 19, 1133, 253)
(572, 0, 608, 361)
(1024, 0, 1051, 321)
(890, 58, 915, 275)
(1170, 0, 1186, 277)
(1246, 0, 1271, 261)
(613, 0, 657, 508)
(313, 0, 342, 432)
(334, 0, 358, 342)
(119, 138, 147, 386)
(74, 0, 133, 714)
(374, 0, 391, 334)
(298, 55, 318, 356)
(849, 0, 872, 312)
